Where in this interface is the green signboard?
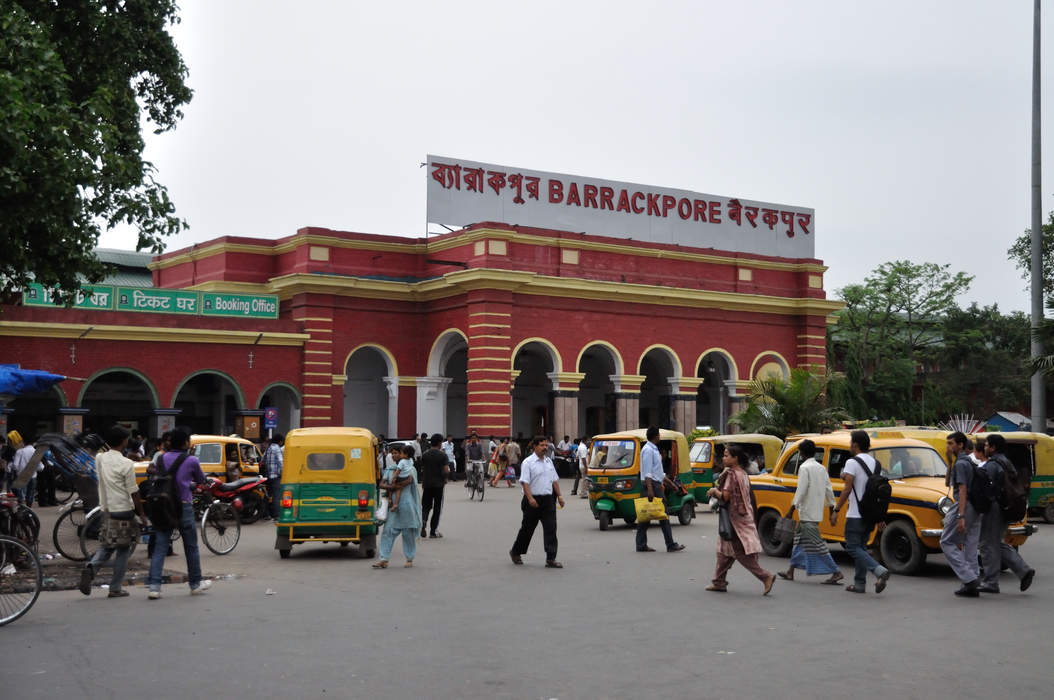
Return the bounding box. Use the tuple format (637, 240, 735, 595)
(200, 292, 279, 319)
(22, 283, 115, 310)
(115, 287, 200, 315)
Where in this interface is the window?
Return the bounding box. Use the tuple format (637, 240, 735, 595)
(240, 443, 260, 465)
(689, 442, 712, 464)
(828, 450, 851, 480)
(192, 443, 222, 464)
(307, 452, 345, 471)
(590, 440, 637, 469)
(781, 448, 825, 477)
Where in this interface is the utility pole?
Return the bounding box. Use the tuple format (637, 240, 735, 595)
(1031, 0, 1047, 433)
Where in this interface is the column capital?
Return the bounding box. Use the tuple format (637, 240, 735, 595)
(547, 371, 585, 391)
(610, 373, 646, 392)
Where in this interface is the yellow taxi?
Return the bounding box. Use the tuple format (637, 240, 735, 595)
(134, 434, 262, 485)
(751, 432, 1035, 575)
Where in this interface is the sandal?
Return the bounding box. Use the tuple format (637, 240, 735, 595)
(763, 574, 776, 596)
(371, 560, 389, 569)
(845, 584, 865, 593)
(777, 569, 794, 581)
(704, 584, 727, 592)
(404, 560, 413, 568)
(822, 573, 844, 585)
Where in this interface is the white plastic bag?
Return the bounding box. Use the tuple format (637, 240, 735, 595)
(375, 495, 389, 523)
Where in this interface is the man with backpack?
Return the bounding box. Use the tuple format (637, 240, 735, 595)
(977, 434, 1036, 594)
(829, 430, 891, 594)
(145, 430, 212, 599)
(940, 432, 982, 597)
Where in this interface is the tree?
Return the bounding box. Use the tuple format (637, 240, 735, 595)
(1008, 210, 1054, 303)
(728, 368, 847, 439)
(0, 0, 192, 305)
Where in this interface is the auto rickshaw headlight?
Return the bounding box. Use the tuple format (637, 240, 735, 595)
(937, 496, 953, 515)
(281, 490, 293, 509)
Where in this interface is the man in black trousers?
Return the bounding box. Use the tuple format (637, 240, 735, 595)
(509, 436, 565, 568)
(419, 434, 449, 538)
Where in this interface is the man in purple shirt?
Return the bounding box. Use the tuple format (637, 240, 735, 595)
(147, 430, 212, 599)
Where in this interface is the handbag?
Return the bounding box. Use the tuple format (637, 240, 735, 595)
(633, 496, 668, 522)
(717, 502, 734, 541)
(774, 514, 797, 542)
(99, 515, 141, 548)
(375, 495, 389, 523)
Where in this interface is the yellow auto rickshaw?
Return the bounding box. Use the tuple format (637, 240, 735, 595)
(274, 427, 381, 559)
(587, 429, 696, 530)
(689, 433, 782, 504)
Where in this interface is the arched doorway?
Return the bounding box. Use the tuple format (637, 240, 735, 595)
(577, 343, 620, 437)
(444, 346, 467, 437)
(343, 346, 394, 436)
(173, 371, 243, 435)
(257, 383, 302, 436)
(8, 385, 65, 440)
(81, 370, 157, 437)
(639, 347, 680, 429)
(696, 351, 735, 433)
(425, 330, 468, 436)
(512, 340, 558, 439)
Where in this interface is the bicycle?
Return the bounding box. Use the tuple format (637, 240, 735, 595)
(192, 481, 241, 555)
(52, 499, 94, 561)
(464, 460, 486, 501)
(0, 492, 39, 551)
(0, 534, 42, 626)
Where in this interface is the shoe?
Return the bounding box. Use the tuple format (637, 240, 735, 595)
(570, 491, 577, 496)
(705, 584, 727, 592)
(430, 532, 443, 538)
(78, 565, 94, 596)
(763, 574, 776, 596)
(955, 580, 980, 597)
(509, 551, 523, 565)
(636, 546, 656, 552)
(1021, 569, 1035, 592)
(107, 589, 130, 598)
(667, 543, 686, 553)
(545, 560, 563, 568)
(978, 586, 1000, 594)
(875, 570, 890, 594)
(845, 584, 866, 593)
(148, 590, 161, 600)
(190, 580, 212, 595)
(421, 528, 427, 538)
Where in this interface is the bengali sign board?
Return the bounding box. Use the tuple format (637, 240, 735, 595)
(426, 155, 816, 259)
(23, 284, 279, 320)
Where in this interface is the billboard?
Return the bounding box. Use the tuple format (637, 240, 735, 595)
(426, 155, 815, 259)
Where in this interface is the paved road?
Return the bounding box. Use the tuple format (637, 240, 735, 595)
(4, 482, 1051, 699)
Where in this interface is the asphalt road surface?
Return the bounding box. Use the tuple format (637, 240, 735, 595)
(4, 482, 1051, 700)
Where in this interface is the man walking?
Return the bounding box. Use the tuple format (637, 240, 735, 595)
(575, 437, 590, 498)
(978, 434, 1036, 594)
(420, 434, 449, 538)
(940, 431, 982, 597)
(635, 427, 685, 553)
(509, 437, 564, 568)
(79, 425, 150, 598)
(830, 430, 890, 594)
(262, 433, 284, 520)
(506, 438, 521, 478)
(779, 439, 842, 585)
(12, 435, 37, 506)
(146, 430, 212, 599)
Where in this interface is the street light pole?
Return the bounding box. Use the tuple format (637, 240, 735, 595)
(1031, 0, 1046, 433)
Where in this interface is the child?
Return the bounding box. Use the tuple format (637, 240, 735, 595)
(386, 445, 415, 511)
(501, 453, 516, 487)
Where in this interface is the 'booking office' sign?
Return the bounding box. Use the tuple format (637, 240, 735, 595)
(426, 155, 815, 259)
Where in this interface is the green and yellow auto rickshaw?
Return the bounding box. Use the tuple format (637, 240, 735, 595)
(587, 429, 696, 530)
(274, 427, 382, 559)
(689, 433, 782, 504)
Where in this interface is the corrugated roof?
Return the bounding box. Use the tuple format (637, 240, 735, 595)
(96, 248, 154, 268)
(100, 270, 153, 288)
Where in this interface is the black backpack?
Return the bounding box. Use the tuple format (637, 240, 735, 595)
(143, 453, 187, 529)
(992, 453, 1030, 522)
(850, 456, 891, 526)
(966, 461, 998, 514)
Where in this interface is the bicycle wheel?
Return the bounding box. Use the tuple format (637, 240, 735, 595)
(201, 502, 240, 555)
(468, 473, 477, 500)
(54, 474, 76, 505)
(0, 535, 42, 626)
(52, 505, 90, 561)
(478, 477, 485, 502)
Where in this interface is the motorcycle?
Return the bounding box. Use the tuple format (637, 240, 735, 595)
(210, 476, 269, 524)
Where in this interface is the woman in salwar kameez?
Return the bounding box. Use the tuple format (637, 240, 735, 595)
(705, 445, 776, 594)
(373, 445, 422, 569)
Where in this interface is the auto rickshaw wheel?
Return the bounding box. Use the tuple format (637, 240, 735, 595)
(598, 511, 611, 531)
(678, 503, 694, 526)
(1044, 503, 1054, 524)
(623, 514, 636, 526)
(360, 534, 377, 559)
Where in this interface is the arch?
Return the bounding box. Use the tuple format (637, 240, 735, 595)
(77, 367, 160, 408)
(693, 347, 739, 383)
(49, 384, 69, 408)
(749, 351, 791, 381)
(575, 340, 625, 376)
(510, 337, 562, 374)
(636, 344, 683, 378)
(255, 381, 303, 410)
(170, 369, 245, 410)
(342, 343, 398, 378)
(426, 328, 469, 377)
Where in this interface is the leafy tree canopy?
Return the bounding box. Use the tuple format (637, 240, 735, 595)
(1008, 210, 1054, 303)
(0, 0, 192, 305)
(729, 368, 847, 439)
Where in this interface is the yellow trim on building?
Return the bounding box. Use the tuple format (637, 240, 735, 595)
(469, 311, 512, 317)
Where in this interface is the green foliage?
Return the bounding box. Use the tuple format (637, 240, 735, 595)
(1007, 210, 1054, 303)
(0, 0, 192, 305)
(728, 368, 848, 439)
(687, 427, 717, 442)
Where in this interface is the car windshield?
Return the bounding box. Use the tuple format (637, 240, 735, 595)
(591, 440, 637, 469)
(689, 442, 712, 463)
(871, 446, 946, 479)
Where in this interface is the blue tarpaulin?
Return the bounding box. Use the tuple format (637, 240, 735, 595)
(0, 364, 66, 396)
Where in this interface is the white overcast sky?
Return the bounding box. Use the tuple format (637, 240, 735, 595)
(100, 0, 1054, 313)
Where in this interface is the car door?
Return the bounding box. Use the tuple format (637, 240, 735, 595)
(820, 448, 851, 540)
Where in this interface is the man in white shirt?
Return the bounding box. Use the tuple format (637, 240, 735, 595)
(635, 427, 685, 553)
(79, 425, 150, 598)
(778, 439, 842, 585)
(830, 430, 890, 594)
(509, 436, 565, 568)
(12, 436, 39, 506)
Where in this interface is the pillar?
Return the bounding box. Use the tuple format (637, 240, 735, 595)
(383, 376, 402, 438)
(293, 298, 335, 426)
(726, 380, 750, 434)
(415, 376, 452, 436)
(611, 374, 645, 431)
(669, 377, 702, 434)
(466, 294, 513, 436)
(797, 316, 829, 372)
(548, 372, 584, 441)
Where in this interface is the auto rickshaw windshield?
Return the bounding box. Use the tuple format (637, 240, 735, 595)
(689, 442, 712, 463)
(591, 440, 637, 469)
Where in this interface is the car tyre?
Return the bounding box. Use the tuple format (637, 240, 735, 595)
(878, 519, 926, 575)
(757, 510, 792, 557)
